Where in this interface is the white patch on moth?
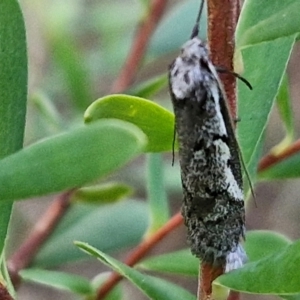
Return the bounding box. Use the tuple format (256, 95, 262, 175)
(170, 37, 208, 99)
(225, 243, 247, 272)
(213, 139, 243, 200)
(194, 149, 204, 159)
(209, 69, 243, 201)
(209, 82, 227, 136)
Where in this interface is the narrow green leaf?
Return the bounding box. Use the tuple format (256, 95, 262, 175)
(90, 272, 122, 300)
(0, 0, 27, 284)
(71, 182, 133, 204)
(271, 74, 295, 156)
(50, 35, 92, 111)
(0, 120, 146, 201)
(20, 268, 93, 295)
(75, 242, 196, 300)
(244, 230, 291, 262)
(129, 74, 168, 99)
(237, 36, 296, 184)
(0, 0, 27, 159)
(236, 0, 300, 49)
(146, 154, 169, 232)
(138, 249, 199, 277)
(84, 94, 174, 152)
(276, 74, 294, 141)
(217, 240, 300, 295)
(33, 200, 149, 267)
(259, 152, 300, 180)
(31, 91, 64, 133)
(138, 230, 290, 277)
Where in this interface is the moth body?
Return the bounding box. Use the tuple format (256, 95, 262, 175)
(169, 37, 246, 269)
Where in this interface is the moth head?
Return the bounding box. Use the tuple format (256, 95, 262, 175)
(180, 37, 208, 62)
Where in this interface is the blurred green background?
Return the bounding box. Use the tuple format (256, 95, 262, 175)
(9, 0, 300, 299)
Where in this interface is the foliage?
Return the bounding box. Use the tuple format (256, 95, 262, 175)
(1, 0, 300, 299)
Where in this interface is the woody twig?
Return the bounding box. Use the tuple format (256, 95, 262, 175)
(7, 190, 75, 287)
(96, 212, 183, 299)
(258, 139, 300, 172)
(200, 1, 241, 300)
(110, 0, 168, 94)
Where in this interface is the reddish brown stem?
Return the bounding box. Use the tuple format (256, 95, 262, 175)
(198, 263, 224, 300)
(207, 0, 240, 118)
(258, 139, 300, 172)
(200, 1, 241, 299)
(7, 190, 75, 287)
(96, 212, 183, 299)
(110, 0, 168, 93)
(228, 290, 240, 300)
(0, 282, 14, 300)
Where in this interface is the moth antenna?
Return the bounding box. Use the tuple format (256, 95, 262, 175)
(234, 72, 253, 90)
(190, 0, 205, 39)
(216, 67, 253, 90)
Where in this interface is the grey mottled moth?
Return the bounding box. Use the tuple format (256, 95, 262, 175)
(168, 1, 247, 271)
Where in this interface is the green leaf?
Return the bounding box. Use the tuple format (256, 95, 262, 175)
(244, 230, 291, 262)
(237, 36, 296, 184)
(31, 91, 64, 133)
(71, 182, 133, 204)
(259, 152, 300, 180)
(33, 200, 149, 267)
(84, 95, 174, 152)
(20, 268, 93, 295)
(0, 0, 27, 288)
(0, 120, 146, 201)
(0, 0, 27, 159)
(236, 0, 300, 49)
(75, 242, 196, 300)
(129, 74, 168, 99)
(276, 74, 294, 143)
(90, 272, 122, 300)
(236, 2, 298, 183)
(138, 249, 199, 277)
(146, 154, 169, 232)
(50, 35, 92, 111)
(138, 230, 290, 277)
(217, 240, 300, 295)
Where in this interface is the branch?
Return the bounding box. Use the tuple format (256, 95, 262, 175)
(258, 139, 300, 172)
(110, 0, 168, 93)
(198, 263, 224, 300)
(228, 290, 241, 300)
(201, 0, 241, 299)
(0, 282, 13, 300)
(7, 189, 75, 287)
(96, 212, 183, 299)
(207, 0, 240, 118)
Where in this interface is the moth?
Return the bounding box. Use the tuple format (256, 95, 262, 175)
(168, 1, 247, 271)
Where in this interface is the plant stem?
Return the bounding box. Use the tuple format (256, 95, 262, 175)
(258, 139, 300, 172)
(96, 212, 183, 299)
(0, 282, 13, 300)
(7, 189, 74, 287)
(228, 290, 241, 300)
(207, 0, 240, 118)
(199, 1, 241, 299)
(198, 263, 224, 300)
(110, 0, 168, 93)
